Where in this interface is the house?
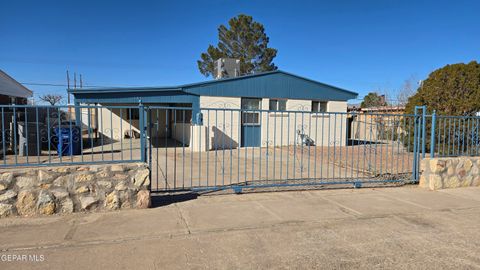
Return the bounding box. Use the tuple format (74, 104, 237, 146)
(0, 69, 33, 104)
(0, 69, 33, 155)
(347, 105, 406, 142)
(69, 70, 358, 151)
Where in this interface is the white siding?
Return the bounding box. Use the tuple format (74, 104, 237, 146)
(260, 99, 348, 147)
(80, 98, 349, 151)
(200, 96, 241, 150)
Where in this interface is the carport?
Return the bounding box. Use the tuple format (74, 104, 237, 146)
(69, 87, 199, 145)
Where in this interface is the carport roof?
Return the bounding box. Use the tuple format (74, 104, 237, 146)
(69, 70, 358, 101)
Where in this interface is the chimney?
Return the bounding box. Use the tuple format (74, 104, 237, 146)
(214, 58, 240, 79)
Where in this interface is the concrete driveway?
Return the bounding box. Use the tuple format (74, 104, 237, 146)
(1, 186, 480, 269)
(149, 143, 413, 191)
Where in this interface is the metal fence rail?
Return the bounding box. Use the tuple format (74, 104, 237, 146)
(0, 104, 143, 167)
(429, 112, 480, 158)
(2, 103, 475, 193)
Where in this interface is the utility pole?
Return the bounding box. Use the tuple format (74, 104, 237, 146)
(66, 70, 71, 104)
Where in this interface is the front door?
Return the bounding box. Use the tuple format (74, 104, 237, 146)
(241, 98, 262, 147)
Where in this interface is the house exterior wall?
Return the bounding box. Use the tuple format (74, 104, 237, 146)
(96, 107, 141, 141)
(193, 97, 348, 151)
(84, 105, 181, 142)
(200, 96, 241, 150)
(260, 99, 347, 148)
(80, 98, 348, 151)
(350, 110, 406, 142)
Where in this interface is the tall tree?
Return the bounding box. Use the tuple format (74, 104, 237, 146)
(360, 92, 387, 108)
(401, 61, 480, 155)
(197, 14, 278, 77)
(405, 61, 480, 115)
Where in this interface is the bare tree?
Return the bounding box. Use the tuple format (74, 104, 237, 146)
(39, 94, 63, 106)
(397, 76, 417, 106)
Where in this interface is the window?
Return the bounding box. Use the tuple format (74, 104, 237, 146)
(269, 99, 287, 111)
(312, 101, 327, 113)
(241, 98, 261, 110)
(241, 98, 261, 125)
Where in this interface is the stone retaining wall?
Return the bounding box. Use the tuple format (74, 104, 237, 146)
(419, 157, 480, 190)
(0, 163, 150, 218)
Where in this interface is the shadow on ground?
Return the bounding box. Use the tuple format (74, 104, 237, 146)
(150, 181, 408, 202)
(150, 192, 199, 207)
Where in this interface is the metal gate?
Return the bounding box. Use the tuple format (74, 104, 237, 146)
(145, 106, 423, 193)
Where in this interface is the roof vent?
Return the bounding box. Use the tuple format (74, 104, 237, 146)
(214, 58, 240, 80)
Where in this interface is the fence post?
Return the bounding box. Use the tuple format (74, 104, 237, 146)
(412, 107, 419, 181)
(430, 110, 436, 158)
(139, 101, 146, 163)
(421, 105, 427, 159)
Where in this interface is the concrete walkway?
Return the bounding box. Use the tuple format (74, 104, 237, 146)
(1, 186, 480, 269)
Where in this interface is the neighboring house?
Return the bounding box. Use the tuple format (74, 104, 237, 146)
(0, 69, 33, 155)
(69, 70, 358, 151)
(347, 105, 406, 142)
(0, 69, 33, 104)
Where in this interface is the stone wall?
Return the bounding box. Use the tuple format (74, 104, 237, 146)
(0, 163, 150, 218)
(419, 157, 480, 190)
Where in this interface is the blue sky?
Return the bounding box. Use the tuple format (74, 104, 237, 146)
(1, 0, 479, 103)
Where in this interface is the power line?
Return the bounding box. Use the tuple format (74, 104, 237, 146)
(20, 82, 141, 88)
(21, 82, 69, 87)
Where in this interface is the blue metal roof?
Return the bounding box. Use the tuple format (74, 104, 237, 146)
(70, 70, 357, 101)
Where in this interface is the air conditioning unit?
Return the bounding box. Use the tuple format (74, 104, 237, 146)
(214, 58, 240, 79)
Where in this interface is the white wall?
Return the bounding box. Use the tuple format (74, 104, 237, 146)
(260, 99, 348, 147)
(81, 99, 348, 150)
(200, 96, 241, 150)
(96, 107, 141, 141)
(172, 123, 190, 145)
(77, 106, 141, 141)
(85, 106, 182, 141)
(198, 97, 348, 150)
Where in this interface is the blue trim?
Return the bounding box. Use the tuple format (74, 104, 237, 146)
(241, 125, 261, 147)
(73, 91, 199, 104)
